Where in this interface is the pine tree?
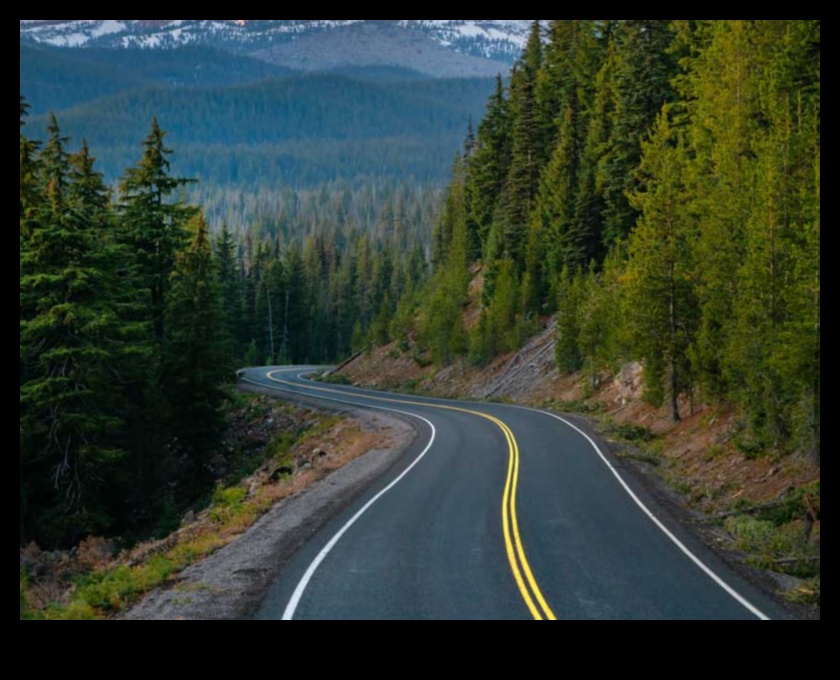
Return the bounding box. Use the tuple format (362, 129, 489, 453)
(601, 21, 677, 247)
(497, 24, 544, 265)
(682, 21, 761, 401)
(578, 253, 628, 389)
(20, 119, 127, 544)
(625, 111, 698, 421)
(283, 242, 310, 364)
(555, 266, 584, 373)
(433, 154, 468, 267)
(20, 94, 29, 129)
(527, 20, 608, 303)
(119, 119, 195, 344)
(722, 21, 821, 451)
(215, 223, 245, 362)
(466, 75, 512, 256)
(162, 213, 229, 496)
(421, 177, 470, 364)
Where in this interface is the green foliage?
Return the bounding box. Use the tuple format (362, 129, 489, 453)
(119, 117, 196, 343)
(20, 571, 31, 621)
(470, 259, 528, 365)
(625, 110, 698, 421)
(24, 56, 497, 188)
(725, 516, 818, 577)
(611, 422, 655, 443)
(555, 267, 584, 373)
(20, 117, 133, 544)
(208, 487, 249, 523)
(318, 373, 353, 386)
(432, 19, 819, 460)
(163, 213, 231, 495)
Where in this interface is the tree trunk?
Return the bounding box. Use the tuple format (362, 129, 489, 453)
(669, 262, 681, 422)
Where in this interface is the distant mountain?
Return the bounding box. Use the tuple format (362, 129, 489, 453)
(19, 19, 535, 65)
(20, 43, 294, 114)
(20, 20, 538, 190)
(253, 22, 511, 78)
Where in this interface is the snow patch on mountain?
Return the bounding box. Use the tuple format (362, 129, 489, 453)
(20, 19, 537, 63)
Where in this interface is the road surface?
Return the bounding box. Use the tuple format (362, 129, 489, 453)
(242, 367, 785, 621)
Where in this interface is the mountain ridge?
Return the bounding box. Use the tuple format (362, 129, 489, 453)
(19, 19, 535, 64)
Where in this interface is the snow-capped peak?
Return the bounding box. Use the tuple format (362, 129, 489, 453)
(20, 19, 537, 62)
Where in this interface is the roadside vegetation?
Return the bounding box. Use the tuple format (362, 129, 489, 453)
(20, 394, 354, 620)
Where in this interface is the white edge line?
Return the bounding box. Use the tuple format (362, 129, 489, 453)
(241, 373, 437, 621)
(513, 405, 771, 621)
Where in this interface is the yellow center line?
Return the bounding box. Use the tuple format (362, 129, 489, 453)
(265, 370, 558, 621)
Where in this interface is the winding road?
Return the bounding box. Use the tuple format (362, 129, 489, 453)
(242, 367, 786, 621)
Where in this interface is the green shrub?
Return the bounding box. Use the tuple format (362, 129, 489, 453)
(613, 423, 655, 443)
(20, 571, 31, 621)
(319, 373, 353, 386)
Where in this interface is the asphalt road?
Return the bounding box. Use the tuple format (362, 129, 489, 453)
(243, 367, 787, 621)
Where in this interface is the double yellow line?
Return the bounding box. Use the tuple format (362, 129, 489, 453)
(265, 371, 557, 621)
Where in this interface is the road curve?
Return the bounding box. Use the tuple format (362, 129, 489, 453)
(243, 367, 786, 621)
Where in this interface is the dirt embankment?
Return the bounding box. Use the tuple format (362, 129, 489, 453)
(342, 323, 818, 510)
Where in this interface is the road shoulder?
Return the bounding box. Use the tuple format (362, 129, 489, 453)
(123, 386, 418, 620)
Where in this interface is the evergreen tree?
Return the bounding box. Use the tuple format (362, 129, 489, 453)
(497, 23, 544, 265)
(601, 21, 677, 247)
(555, 267, 584, 373)
(528, 20, 607, 303)
(432, 154, 467, 268)
(578, 254, 627, 389)
(466, 75, 512, 257)
(20, 94, 29, 128)
(162, 213, 229, 496)
(682, 21, 761, 401)
(625, 111, 698, 421)
(119, 118, 195, 344)
(20, 119, 126, 544)
(215, 223, 245, 362)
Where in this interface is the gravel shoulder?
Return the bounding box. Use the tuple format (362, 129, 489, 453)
(124, 387, 417, 621)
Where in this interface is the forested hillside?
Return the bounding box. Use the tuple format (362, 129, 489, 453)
(19, 105, 426, 547)
(386, 20, 819, 462)
(21, 43, 498, 188)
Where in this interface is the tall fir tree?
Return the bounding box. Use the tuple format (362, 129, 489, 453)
(162, 213, 229, 496)
(215, 223, 246, 362)
(682, 21, 761, 401)
(555, 266, 584, 373)
(625, 111, 698, 421)
(601, 20, 677, 247)
(20, 119, 127, 545)
(20, 94, 29, 129)
(496, 22, 544, 265)
(466, 75, 512, 258)
(119, 118, 195, 344)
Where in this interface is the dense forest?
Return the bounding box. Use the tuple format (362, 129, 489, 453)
(389, 20, 820, 461)
(21, 43, 498, 188)
(19, 100, 433, 547)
